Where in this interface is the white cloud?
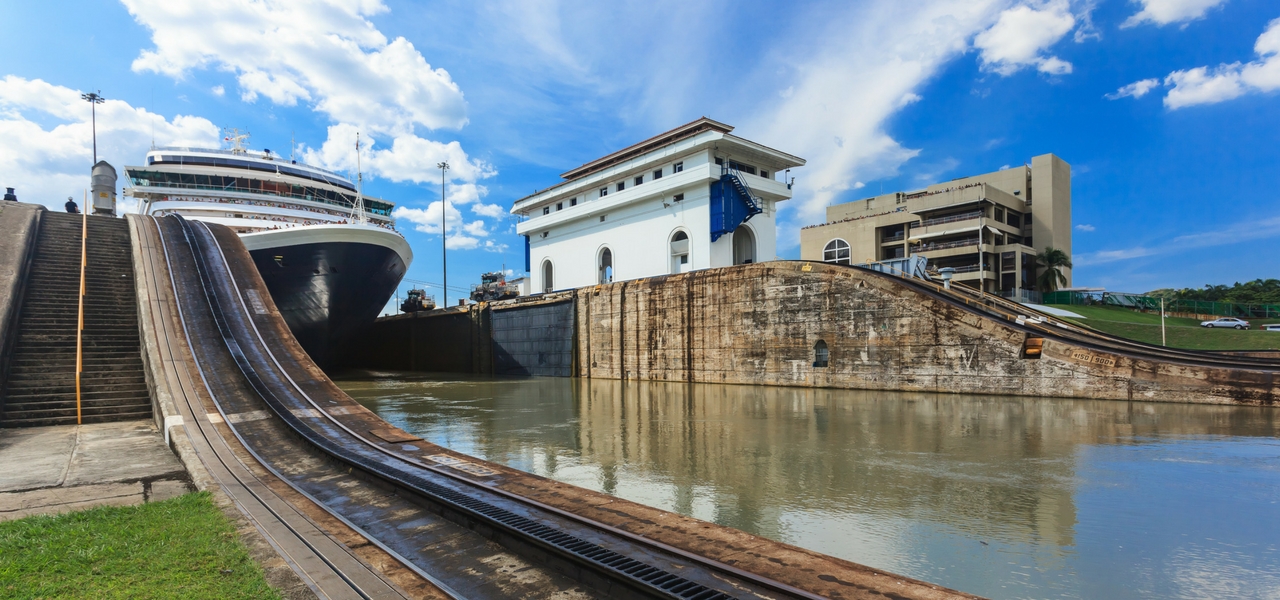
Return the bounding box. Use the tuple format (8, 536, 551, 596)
(1159, 18, 1280, 109)
(974, 1, 1077, 76)
(122, 0, 492, 191)
(0, 76, 219, 210)
(1121, 0, 1229, 28)
(1076, 215, 1280, 265)
(1106, 78, 1160, 99)
(471, 203, 507, 218)
(746, 0, 1009, 232)
(1075, 223, 1095, 231)
(123, 0, 466, 136)
(393, 201, 490, 249)
(481, 240, 509, 253)
(211, 85, 224, 97)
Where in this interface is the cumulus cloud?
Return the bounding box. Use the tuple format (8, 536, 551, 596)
(1121, 0, 1229, 28)
(1106, 78, 1161, 99)
(1159, 18, 1280, 109)
(211, 85, 224, 97)
(393, 201, 490, 250)
(470, 203, 507, 218)
(122, 0, 502, 249)
(0, 76, 219, 210)
(1075, 223, 1096, 231)
(974, 1, 1077, 76)
(122, 0, 466, 136)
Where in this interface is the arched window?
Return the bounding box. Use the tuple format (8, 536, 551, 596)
(670, 230, 690, 274)
(598, 247, 614, 284)
(813, 340, 829, 368)
(732, 225, 755, 265)
(823, 239, 851, 265)
(541, 260, 554, 293)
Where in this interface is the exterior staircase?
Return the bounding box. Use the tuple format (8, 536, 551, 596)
(0, 212, 150, 427)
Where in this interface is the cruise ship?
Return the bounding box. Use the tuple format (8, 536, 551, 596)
(124, 132, 412, 369)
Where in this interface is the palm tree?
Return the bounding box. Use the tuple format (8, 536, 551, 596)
(1035, 247, 1072, 292)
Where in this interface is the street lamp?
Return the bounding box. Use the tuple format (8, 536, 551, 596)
(438, 161, 450, 306)
(81, 91, 105, 164)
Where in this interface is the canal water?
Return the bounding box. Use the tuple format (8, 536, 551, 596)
(334, 371, 1280, 600)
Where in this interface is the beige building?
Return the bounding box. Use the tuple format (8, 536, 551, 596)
(799, 154, 1071, 295)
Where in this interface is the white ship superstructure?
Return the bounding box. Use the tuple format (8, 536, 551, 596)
(124, 133, 413, 368)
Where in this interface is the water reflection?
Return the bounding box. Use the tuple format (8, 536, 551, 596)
(336, 372, 1280, 599)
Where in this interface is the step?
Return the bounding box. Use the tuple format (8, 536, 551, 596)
(0, 407, 153, 427)
(4, 381, 148, 397)
(3, 389, 152, 404)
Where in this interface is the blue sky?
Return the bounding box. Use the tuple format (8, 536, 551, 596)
(1, 0, 1276, 299)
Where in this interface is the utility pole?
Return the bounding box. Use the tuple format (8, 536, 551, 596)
(1161, 297, 1167, 347)
(81, 91, 105, 164)
(438, 161, 450, 306)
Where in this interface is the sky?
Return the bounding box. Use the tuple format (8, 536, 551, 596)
(0, 0, 1277, 300)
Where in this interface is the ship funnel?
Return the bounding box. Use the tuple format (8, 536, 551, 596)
(91, 160, 117, 216)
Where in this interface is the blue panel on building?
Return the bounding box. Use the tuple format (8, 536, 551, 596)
(709, 174, 762, 242)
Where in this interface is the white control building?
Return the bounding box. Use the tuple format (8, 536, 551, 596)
(512, 118, 805, 293)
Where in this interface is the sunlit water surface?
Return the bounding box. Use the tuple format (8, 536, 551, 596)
(334, 372, 1280, 599)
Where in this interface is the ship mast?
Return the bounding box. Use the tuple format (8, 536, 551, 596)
(349, 132, 368, 225)
(223, 127, 250, 154)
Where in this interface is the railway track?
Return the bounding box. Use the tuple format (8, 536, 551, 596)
(144, 214, 881, 600)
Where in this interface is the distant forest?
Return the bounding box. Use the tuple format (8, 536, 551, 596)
(1148, 279, 1280, 305)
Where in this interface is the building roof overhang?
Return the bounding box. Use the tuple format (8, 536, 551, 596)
(560, 117, 734, 180)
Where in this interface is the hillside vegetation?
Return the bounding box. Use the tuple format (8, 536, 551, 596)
(1044, 304, 1280, 351)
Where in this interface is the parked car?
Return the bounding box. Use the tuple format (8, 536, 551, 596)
(1200, 317, 1250, 329)
(1262, 324, 1280, 332)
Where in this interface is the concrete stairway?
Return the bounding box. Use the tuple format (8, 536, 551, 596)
(1, 213, 150, 427)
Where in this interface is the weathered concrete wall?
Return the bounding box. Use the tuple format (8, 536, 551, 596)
(0, 202, 44, 406)
(346, 262, 1276, 406)
(574, 262, 1276, 405)
(491, 300, 575, 376)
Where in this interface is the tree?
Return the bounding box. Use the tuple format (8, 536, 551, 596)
(1035, 247, 1072, 292)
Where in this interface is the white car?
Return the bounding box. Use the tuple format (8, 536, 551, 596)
(1262, 324, 1280, 332)
(1200, 317, 1250, 330)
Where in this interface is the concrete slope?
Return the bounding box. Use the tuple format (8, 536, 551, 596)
(569, 261, 1275, 406)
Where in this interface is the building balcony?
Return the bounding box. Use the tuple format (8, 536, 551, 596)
(919, 210, 982, 228)
(880, 233, 905, 243)
(916, 237, 978, 252)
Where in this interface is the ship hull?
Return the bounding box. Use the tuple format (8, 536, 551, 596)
(242, 226, 411, 369)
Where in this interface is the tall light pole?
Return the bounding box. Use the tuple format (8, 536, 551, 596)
(81, 91, 105, 164)
(438, 161, 450, 306)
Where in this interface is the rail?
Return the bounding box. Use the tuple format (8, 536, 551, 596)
(75, 198, 86, 424)
(917, 237, 978, 252)
(920, 210, 982, 227)
(127, 180, 394, 217)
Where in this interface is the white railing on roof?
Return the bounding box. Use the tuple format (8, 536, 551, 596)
(151, 146, 352, 181)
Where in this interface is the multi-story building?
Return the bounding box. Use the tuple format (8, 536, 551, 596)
(512, 118, 805, 293)
(799, 154, 1071, 295)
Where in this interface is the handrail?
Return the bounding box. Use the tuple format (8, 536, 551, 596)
(76, 193, 87, 424)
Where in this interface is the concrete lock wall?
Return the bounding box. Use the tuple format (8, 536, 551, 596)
(346, 262, 1276, 406)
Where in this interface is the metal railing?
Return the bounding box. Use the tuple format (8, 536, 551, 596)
(1042, 291, 1280, 318)
(920, 210, 982, 227)
(916, 237, 978, 252)
(881, 233, 905, 243)
(75, 200, 86, 424)
(152, 146, 351, 180)
(949, 264, 990, 274)
(129, 181, 394, 217)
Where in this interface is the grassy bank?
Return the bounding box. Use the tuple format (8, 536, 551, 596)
(0, 492, 279, 599)
(1044, 304, 1280, 351)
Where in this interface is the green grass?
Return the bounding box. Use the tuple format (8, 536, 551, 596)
(0, 492, 280, 599)
(1044, 304, 1280, 351)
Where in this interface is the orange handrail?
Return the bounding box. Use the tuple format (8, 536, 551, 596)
(75, 192, 86, 425)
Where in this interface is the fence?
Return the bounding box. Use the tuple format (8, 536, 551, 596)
(1042, 291, 1280, 319)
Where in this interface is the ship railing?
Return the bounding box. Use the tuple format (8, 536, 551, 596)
(151, 146, 351, 180)
(126, 181, 393, 218)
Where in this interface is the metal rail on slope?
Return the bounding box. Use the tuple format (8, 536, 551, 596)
(141, 215, 414, 600)
(179, 214, 833, 600)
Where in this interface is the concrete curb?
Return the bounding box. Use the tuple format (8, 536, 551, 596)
(0, 202, 44, 414)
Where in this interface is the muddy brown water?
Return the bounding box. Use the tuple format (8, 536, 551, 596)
(334, 371, 1280, 600)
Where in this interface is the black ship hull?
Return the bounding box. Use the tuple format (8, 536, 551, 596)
(249, 240, 406, 369)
